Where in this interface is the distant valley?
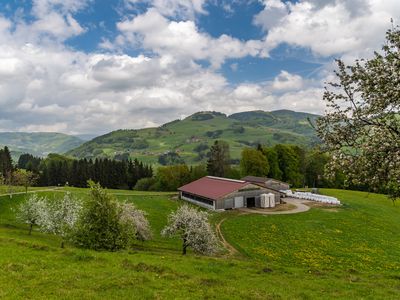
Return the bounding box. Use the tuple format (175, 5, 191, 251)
(0, 132, 87, 159)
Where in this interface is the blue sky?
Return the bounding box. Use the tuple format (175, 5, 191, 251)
(0, 0, 398, 134)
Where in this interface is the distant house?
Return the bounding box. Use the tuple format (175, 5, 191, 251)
(178, 176, 282, 210)
(241, 176, 290, 191)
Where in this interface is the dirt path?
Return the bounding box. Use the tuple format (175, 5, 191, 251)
(238, 198, 311, 215)
(0, 187, 63, 197)
(216, 217, 242, 257)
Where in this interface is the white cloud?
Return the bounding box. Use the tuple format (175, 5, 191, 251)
(271, 71, 304, 91)
(124, 0, 208, 19)
(1, 0, 398, 134)
(253, 0, 288, 31)
(116, 9, 264, 68)
(256, 0, 400, 58)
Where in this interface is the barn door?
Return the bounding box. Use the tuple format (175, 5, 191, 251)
(234, 196, 244, 208)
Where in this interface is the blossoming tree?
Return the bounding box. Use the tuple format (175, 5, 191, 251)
(16, 194, 47, 235)
(317, 26, 400, 203)
(38, 193, 82, 248)
(162, 205, 218, 255)
(120, 202, 152, 242)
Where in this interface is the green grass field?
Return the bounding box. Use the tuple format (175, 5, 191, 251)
(1, 188, 400, 299)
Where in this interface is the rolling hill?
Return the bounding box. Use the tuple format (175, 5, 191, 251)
(66, 110, 320, 164)
(0, 132, 85, 158)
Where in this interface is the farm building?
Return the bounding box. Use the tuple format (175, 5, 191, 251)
(178, 176, 282, 210)
(242, 176, 290, 191)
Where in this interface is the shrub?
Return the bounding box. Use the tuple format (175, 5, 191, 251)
(73, 182, 128, 251)
(73, 182, 152, 250)
(134, 177, 158, 191)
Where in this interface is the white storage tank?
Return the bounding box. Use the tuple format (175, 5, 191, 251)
(260, 194, 269, 208)
(268, 193, 276, 208)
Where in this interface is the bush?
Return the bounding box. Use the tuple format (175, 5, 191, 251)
(73, 182, 152, 251)
(73, 182, 129, 251)
(134, 177, 158, 191)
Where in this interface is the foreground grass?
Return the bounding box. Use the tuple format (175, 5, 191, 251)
(1, 188, 400, 299)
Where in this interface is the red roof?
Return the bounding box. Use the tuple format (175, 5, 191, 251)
(178, 176, 250, 200)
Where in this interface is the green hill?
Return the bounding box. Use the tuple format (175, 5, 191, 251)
(0, 132, 85, 158)
(66, 110, 320, 164)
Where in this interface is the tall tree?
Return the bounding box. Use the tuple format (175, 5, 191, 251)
(274, 144, 304, 187)
(206, 140, 231, 177)
(240, 148, 270, 177)
(317, 26, 400, 202)
(0, 146, 13, 178)
(262, 147, 283, 180)
(305, 150, 330, 188)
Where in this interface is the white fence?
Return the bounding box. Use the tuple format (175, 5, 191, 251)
(282, 190, 341, 205)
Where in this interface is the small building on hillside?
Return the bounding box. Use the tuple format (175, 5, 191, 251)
(241, 176, 290, 191)
(178, 176, 282, 210)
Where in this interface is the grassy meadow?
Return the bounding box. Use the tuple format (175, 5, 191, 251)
(1, 188, 400, 299)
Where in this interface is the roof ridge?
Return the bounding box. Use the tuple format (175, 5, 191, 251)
(206, 176, 246, 183)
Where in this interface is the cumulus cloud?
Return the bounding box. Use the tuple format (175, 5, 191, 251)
(0, 0, 398, 134)
(256, 0, 400, 58)
(115, 9, 264, 68)
(271, 71, 305, 92)
(124, 0, 208, 19)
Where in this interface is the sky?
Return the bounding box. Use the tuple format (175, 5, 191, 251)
(0, 0, 399, 135)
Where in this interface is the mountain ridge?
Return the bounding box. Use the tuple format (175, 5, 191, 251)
(66, 109, 321, 164)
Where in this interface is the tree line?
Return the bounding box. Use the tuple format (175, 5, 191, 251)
(0, 141, 365, 194)
(0, 149, 153, 190)
(135, 141, 346, 192)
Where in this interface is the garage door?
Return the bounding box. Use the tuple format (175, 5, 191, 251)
(224, 198, 234, 209)
(234, 196, 244, 208)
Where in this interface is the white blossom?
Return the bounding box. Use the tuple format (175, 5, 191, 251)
(162, 205, 219, 255)
(119, 202, 152, 242)
(16, 194, 48, 235)
(317, 26, 400, 202)
(38, 192, 82, 247)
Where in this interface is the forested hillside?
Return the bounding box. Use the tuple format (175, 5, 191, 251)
(67, 110, 320, 164)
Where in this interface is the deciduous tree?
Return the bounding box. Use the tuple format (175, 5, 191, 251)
(119, 202, 152, 242)
(317, 26, 400, 203)
(12, 169, 38, 193)
(162, 205, 218, 255)
(240, 148, 270, 177)
(16, 194, 47, 235)
(38, 193, 82, 248)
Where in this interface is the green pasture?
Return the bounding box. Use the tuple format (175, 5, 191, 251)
(1, 188, 400, 299)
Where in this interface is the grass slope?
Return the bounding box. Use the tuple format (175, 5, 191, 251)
(66, 110, 320, 164)
(0, 132, 85, 158)
(1, 189, 399, 299)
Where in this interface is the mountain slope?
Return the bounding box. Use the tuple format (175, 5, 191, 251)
(0, 132, 85, 157)
(66, 110, 320, 164)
